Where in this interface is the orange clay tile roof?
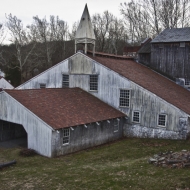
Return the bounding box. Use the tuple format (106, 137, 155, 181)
(87, 54, 190, 115)
(5, 88, 125, 130)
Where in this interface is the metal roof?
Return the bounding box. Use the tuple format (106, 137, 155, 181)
(138, 41, 151, 54)
(75, 4, 96, 40)
(152, 27, 190, 43)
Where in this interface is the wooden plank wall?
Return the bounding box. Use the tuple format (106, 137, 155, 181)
(16, 52, 190, 139)
(0, 78, 14, 89)
(151, 42, 190, 79)
(0, 92, 53, 157)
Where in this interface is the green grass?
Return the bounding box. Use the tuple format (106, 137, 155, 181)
(0, 138, 190, 190)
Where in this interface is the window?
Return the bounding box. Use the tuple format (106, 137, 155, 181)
(180, 42, 185, 47)
(89, 75, 98, 91)
(62, 74, 69, 88)
(133, 111, 140, 123)
(40, 83, 46, 88)
(63, 128, 70, 145)
(158, 114, 167, 127)
(113, 119, 119, 132)
(119, 89, 130, 107)
(185, 79, 190, 86)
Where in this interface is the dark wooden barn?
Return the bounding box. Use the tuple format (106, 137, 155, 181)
(138, 38, 151, 66)
(150, 28, 190, 89)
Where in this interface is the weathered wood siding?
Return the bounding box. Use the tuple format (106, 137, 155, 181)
(16, 52, 190, 139)
(0, 92, 53, 157)
(69, 54, 189, 139)
(151, 42, 190, 79)
(52, 118, 124, 156)
(0, 78, 14, 89)
(16, 59, 69, 89)
(124, 84, 189, 139)
(138, 53, 151, 66)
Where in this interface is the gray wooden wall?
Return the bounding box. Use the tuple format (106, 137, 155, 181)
(151, 42, 190, 80)
(0, 91, 53, 157)
(0, 78, 14, 89)
(52, 118, 124, 156)
(138, 53, 151, 66)
(16, 52, 190, 139)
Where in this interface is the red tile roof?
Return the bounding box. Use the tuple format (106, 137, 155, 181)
(123, 46, 141, 53)
(5, 88, 125, 129)
(87, 54, 190, 115)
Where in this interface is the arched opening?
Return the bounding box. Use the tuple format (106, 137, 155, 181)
(0, 119, 27, 148)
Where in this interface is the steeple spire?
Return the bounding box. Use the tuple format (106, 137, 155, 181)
(75, 4, 96, 56)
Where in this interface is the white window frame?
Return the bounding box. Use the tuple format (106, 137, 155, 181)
(39, 83, 46, 88)
(113, 119, 119, 132)
(62, 74, 69, 88)
(157, 114, 167, 127)
(119, 89, 130, 107)
(89, 75, 98, 91)
(132, 111, 140, 123)
(184, 79, 190, 87)
(63, 128, 70, 145)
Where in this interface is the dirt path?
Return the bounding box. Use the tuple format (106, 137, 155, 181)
(0, 138, 27, 148)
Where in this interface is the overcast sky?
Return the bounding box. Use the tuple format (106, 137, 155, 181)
(0, 0, 125, 28)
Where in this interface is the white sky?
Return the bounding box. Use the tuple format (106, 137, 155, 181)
(0, 0, 125, 28)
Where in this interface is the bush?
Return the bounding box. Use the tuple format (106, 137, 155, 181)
(19, 148, 37, 157)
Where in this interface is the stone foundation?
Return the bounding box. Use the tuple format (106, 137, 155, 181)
(124, 124, 187, 140)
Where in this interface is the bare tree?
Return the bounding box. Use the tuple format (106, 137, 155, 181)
(31, 16, 53, 68)
(50, 16, 69, 59)
(0, 23, 6, 45)
(120, 0, 190, 43)
(108, 18, 127, 54)
(5, 14, 36, 82)
(159, 0, 190, 28)
(92, 11, 127, 54)
(29, 15, 69, 68)
(68, 21, 79, 40)
(92, 11, 114, 52)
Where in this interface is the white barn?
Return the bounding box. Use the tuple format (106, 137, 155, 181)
(0, 76, 14, 89)
(0, 88, 125, 157)
(16, 51, 190, 140)
(0, 70, 5, 77)
(0, 4, 190, 157)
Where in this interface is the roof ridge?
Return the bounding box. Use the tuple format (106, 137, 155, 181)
(87, 51, 133, 60)
(5, 87, 125, 129)
(5, 87, 81, 92)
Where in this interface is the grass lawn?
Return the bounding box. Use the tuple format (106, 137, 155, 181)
(0, 138, 190, 190)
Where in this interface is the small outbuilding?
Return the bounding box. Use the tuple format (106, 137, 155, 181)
(123, 46, 141, 58)
(151, 28, 190, 89)
(0, 88, 126, 157)
(138, 38, 151, 66)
